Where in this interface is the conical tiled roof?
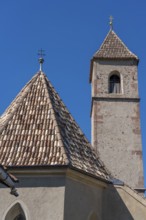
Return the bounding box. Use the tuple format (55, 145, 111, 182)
(94, 30, 138, 60)
(0, 72, 110, 181)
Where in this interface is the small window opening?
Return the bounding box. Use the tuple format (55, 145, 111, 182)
(5, 203, 26, 220)
(14, 214, 25, 220)
(109, 74, 121, 93)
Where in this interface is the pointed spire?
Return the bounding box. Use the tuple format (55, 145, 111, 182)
(38, 49, 45, 71)
(0, 72, 110, 181)
(93, 30, 138, 60)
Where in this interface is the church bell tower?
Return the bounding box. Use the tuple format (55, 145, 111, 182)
(90, 27, 144, 190)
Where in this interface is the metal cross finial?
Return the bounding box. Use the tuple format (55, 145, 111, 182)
(38, 49, 45, 71)
(109, 16, 114, 30)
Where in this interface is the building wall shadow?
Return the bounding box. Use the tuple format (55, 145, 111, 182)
(102, 185, 134, 220)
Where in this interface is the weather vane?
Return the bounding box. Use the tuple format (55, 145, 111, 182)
(109, 16, 114, 30)
(38, 49, 45, 71)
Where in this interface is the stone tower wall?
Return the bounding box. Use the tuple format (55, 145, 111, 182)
(91, 59, 144, 189)
(91, 60, 139, 98)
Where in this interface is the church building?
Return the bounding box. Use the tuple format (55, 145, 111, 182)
(0, 25, 146, 219)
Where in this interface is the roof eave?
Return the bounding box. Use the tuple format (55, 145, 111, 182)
(69, 165, 112, 184)
(6, 164, 111, 184)
(94, 56, 139, 62)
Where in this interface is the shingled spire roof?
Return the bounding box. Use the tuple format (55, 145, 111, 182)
(0, 72, 110, 181)
(94, 30, 138, 60)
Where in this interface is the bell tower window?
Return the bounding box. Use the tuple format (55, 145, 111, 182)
(109, 74, 121, 93)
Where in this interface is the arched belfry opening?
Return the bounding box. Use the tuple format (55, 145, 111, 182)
(109, 73, 121, 93)
(5, 203, 26, 220)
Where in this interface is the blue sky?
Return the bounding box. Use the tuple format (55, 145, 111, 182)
(0, 1, 146, 186)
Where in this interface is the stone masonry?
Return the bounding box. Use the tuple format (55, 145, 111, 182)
(90, 31, 144, 190)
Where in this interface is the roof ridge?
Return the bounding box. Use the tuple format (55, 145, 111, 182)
(111, 30, 138, 58)
(45, 76, 91, 147)
(40, 73, 69, 164)
(45, 76, 91, 146)
(93, 29, 111, 56)
(43, 76, 110, 177)
(0, 72, 40, 134)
